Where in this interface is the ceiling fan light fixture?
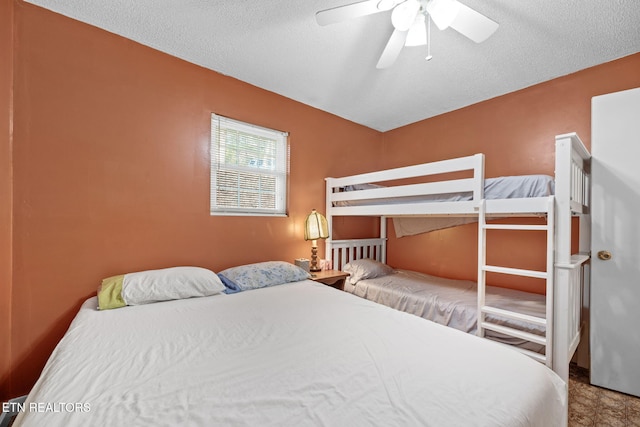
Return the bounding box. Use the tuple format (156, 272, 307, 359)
(391, 0, 420, 31)
(405, 14, 427, 46)
(426, 0, 460, 30)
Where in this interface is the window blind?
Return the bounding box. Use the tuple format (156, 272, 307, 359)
(210, 114, 289, 216)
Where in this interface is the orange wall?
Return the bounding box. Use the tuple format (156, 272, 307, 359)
(8, 3, 382, 397)
(0, 0, 14, 404)
(383, 53, 640, 293)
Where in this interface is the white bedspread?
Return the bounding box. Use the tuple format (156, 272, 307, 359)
(15, 281, 566, 427)
(345, 269, 546, 351)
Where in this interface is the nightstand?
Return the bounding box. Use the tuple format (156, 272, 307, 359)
(310, 270, 350, 290)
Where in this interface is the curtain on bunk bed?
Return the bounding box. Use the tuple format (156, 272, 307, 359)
(393, 216, 477, 236)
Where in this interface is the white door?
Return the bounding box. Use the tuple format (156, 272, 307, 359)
(591, 87, 640, 397)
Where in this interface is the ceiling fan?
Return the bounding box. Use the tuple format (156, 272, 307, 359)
(316, 0, 498, 69)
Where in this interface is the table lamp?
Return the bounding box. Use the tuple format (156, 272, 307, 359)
(304, 209, 329, 272)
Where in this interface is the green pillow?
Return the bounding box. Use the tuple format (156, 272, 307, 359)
(97, 274, 126, 310)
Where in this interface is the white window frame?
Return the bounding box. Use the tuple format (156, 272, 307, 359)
(210, 114, 289, 216)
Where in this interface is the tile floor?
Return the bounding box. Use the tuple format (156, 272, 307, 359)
(569, 364, 640, 427)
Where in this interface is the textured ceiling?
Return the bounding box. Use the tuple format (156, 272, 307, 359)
(25, 0, 640, 131)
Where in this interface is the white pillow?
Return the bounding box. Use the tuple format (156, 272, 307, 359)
(121, 266, 226, 306)
(343, 259, 393, 285)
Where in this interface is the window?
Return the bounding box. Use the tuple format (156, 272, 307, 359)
(210, 114, 289, 216)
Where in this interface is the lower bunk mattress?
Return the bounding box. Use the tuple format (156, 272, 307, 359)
(343, 262, 546, 353)
(14, 279, 564, 426)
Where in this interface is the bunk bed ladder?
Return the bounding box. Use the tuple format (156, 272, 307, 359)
(477, 198, 555, 367)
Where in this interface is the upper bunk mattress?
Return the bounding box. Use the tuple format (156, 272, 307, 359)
(338, 174, 555, 205)
(338, 174, 555, 235)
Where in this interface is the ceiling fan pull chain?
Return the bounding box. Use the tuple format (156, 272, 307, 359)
(425, 15, 433, 61)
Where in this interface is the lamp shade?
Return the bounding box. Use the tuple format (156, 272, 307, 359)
(304, 210, 329, 241)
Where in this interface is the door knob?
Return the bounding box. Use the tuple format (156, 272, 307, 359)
(597, 250, 612, 261)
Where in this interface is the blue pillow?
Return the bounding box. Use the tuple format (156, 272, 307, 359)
(218, 261, 311, 291)
(218, 273, 242, 294)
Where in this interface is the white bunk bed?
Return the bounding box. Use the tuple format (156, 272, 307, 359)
(324, 132, 590, 383)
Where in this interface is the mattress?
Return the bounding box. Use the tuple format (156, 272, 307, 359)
(337, 175, 555, 235)
(15, 280, 565, 427)
(344, 269, 546, 351)
(338, 174, 555, 206)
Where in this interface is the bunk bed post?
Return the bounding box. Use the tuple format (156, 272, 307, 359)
(553, 132, 591, 383)
(475, 152, 487, 338)
(554, 135, 573, 383)
(576, 150, 591, 370)
(546, 196, 555, 370)
(554, 135, 573, 266)
(473, 153, 485, 200)
(380, 216, 387, 264)
(576, 204, 591, 369)
(477, 200, 486, 339)
(325, 177, 334, 263)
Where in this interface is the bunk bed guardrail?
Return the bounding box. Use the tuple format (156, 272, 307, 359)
(326, 153, 485, 217)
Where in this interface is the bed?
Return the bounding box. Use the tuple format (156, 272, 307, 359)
(325, 133, 591, 383)
(342, 261, 546, 353)
(13, 263, 567, 427)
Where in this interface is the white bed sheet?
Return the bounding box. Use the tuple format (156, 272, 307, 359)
(344, 269, 546, 351)
(15, 281, 565, 427)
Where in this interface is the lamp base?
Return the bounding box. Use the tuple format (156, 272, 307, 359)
(310, 242, 320, 272)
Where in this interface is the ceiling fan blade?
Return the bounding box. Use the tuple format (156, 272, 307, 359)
(449, 2, 498, 43)
(316, 0, 383, 26)
(376, 29, 408, 69)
